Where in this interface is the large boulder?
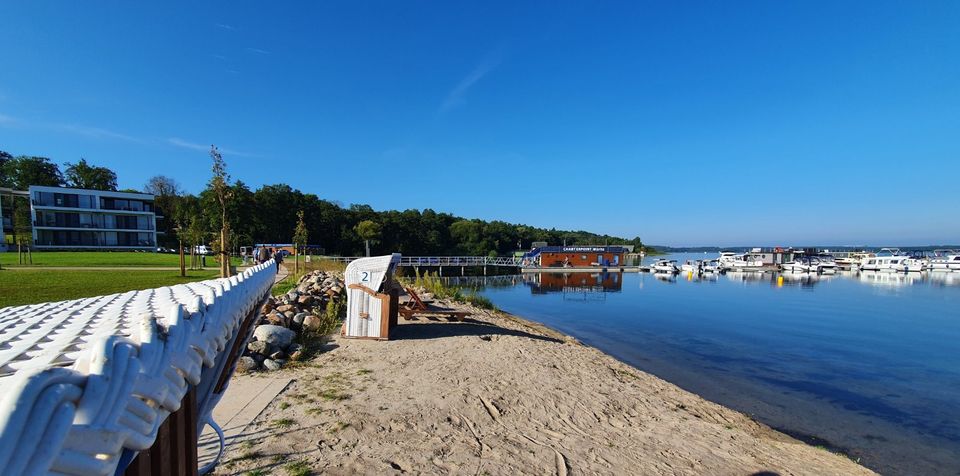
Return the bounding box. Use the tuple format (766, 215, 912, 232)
(247, 340, 276, 356)
(262, 359, 282, 371)
(302, 314, 326, 331)
(265, 312, 284, 326)
(253, 325, 296, 349)
(236, 356, 258, 373)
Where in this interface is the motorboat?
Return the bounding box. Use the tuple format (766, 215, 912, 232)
(927, 250, 960, 272)
(718, 252, 764, 271)
(780, 256, 836, 274)
(700, 259, 720, 273)
(781, 257, 814, 273)
(830, 251, 875, 269)
(651, 259, 679, 274)
(895, 258, 926, 273)
(813, 255, 839, 274)
(847, 251, 876, 270)
(718, 251, 739, 267)
(894, 252, 927, 272)
(859, 248, 908, 272)
(680, 260, 700, 273)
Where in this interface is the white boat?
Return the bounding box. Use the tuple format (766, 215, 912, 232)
(859, 248, 908, 272)
(894, 251, 930, 273)
(718, 252, 764, 271)
(847, 251, 876, 270)
(700, 259, 720, 273)
(927, 250, 960, 272)
(680, 260, 700, 273)
(813, 255, 839, 274)
(718, 252, 739, 268)
(651, 259, 679, 274)
(781, 257, 814, 273)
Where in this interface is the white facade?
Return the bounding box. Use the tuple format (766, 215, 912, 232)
(28, 185, 160, 250)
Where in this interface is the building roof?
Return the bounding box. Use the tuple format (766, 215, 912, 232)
(28, 185, 154, 200)
(533, 245, 631, 254)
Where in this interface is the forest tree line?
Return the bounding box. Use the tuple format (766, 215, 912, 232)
(1, 152, 647, 256)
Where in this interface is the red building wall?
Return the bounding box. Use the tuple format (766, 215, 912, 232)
(540, 251, 624, 267)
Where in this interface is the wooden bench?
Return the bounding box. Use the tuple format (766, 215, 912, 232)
(400, 287, 471, 322)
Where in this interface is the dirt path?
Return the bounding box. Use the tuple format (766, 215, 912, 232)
(215, 307, 873, 476)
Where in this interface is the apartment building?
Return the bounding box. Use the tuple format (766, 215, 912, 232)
(28, 185, 160, 250)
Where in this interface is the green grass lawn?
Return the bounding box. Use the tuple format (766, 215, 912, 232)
(0, 251, 241, 267)
(0, 269, 222, 308)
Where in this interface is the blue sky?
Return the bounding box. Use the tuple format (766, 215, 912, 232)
(1, 1, 957, 247)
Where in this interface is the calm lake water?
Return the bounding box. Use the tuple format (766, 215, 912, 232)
(448, 253, 960, 475)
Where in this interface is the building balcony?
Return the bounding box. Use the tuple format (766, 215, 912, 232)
(33, 224, 156, 232)
(31, 204, 156, 215)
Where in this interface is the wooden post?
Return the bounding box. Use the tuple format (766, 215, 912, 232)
(179, 241, 186, 277)
(124, 387, 198, 476)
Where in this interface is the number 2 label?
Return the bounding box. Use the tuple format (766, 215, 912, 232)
(361, 271, 369, 282)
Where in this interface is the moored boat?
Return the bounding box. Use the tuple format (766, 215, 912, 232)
(780, 257, 814, 273)
(925, 250, 960, 272)
(718, 251, 764, 271)
(651, 259, 679, 274)
(701, 259, 720, 273)
(894, 252, 927, 272)
(859, 248, 908, 272)
(680, 260, 700, 273)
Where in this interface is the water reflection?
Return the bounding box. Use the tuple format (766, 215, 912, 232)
(445, 269, 960, 292)
(469, 263, 960, 475)
(524, 271, 623, 301)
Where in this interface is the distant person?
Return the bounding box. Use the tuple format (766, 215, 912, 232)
(274, 248, 283, 271)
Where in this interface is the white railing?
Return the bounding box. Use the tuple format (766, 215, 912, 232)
(0, 261, 276, 475)
(321, 255, 526, 267)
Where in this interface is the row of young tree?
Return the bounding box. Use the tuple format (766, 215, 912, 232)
(2, 150, 647, 258)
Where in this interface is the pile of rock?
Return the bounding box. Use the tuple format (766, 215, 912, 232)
(237, 270, 345, 372)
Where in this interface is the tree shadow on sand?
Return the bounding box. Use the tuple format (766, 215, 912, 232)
(391, 318, 563, 343)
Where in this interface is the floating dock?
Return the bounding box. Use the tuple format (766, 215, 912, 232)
(522, 266, 644, 273)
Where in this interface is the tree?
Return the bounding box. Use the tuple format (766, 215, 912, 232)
(209, 145, 233, 278)
(0, 151, 12, 187)
(293, 210, 308, 274)
(2, 156, 63, 189)
(173, 194, 206, 270)
(144, 175, 183, 247)
(354, 220, 381, 257)
(144, 175, 182, 197)
(64, 158, 117, 190)
(12, 196, 32, 251)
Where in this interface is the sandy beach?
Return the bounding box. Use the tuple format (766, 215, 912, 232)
(215, 301, 874, 475)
